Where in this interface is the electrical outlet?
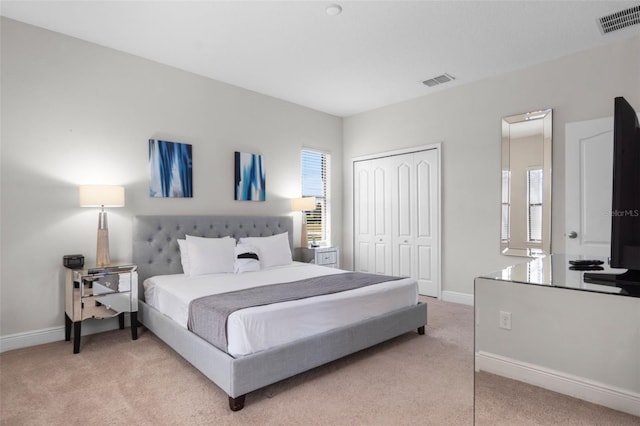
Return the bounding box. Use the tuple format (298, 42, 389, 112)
(499, 311, 512, 330)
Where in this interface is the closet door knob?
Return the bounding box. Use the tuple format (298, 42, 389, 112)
(568, 231, 578, 239)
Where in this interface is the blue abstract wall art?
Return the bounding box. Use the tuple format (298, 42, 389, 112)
(149, 139, 193, 198)
(235, 151, 266, 201)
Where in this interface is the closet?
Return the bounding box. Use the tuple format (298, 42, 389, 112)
(353, 147, 440, 297)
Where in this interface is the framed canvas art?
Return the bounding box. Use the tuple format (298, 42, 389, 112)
(149, 139, 193, 198)
(234, 151, 265, 201)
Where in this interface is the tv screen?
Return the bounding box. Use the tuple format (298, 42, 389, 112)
(610, 96, 640, 271)
(584, 97, 640, 295)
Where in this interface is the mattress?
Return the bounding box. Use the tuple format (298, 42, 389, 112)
(144, 262, 418, 357)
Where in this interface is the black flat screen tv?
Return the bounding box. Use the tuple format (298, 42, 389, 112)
(584, 96, 640, 295)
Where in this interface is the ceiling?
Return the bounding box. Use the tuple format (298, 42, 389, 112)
(1, 1, 639, 117)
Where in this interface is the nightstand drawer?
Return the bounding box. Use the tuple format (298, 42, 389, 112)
(317, 251, 337, 265)
(294, 246, 340, 269)
(79, 276, 126, 297)
(81, 294, 129, 320)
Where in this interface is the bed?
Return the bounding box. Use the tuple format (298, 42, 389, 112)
(133, 215, 427, 411)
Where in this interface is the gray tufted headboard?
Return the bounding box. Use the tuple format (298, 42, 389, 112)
(132, 215, 293, 301)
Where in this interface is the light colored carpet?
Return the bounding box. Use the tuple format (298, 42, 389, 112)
(475, 371, 640, 425)
(1, 298, 473, 425)
(2, 298, 637, 425)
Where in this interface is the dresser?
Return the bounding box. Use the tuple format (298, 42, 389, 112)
(475, 255, 640, 417)
(64, 264, 138, 353)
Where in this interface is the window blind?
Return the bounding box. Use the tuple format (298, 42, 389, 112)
(527, 168, 543, 243)
(501, 170, 510, 242)
(301, 149, 330, 244)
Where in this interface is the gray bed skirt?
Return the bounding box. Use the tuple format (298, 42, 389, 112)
(139, 300, 427, 406)
(133, 215, 428, 410)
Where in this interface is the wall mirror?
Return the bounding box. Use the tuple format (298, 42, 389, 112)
(501, 109, 552, 256)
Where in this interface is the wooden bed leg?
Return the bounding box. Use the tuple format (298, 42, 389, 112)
(229, 395, 246, 411)
(417, 326, 425, 335)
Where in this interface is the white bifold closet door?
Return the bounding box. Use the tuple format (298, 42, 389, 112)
(354, 156, 393, 276)
(354, 148, 440, 297)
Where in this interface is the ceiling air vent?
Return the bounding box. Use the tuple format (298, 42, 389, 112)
(422, 73, 455, 87)
(598, 5, 640, 34)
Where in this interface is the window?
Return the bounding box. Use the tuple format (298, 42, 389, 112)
(501, 170, 510, 242)
(527, 168, 543, 243)
(301, 149, 330, 245)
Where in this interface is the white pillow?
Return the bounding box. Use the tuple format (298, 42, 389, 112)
(179, 237, 232, 275)
(234, 244, 260, 273)
(176, 239, 190, 275)
(185, 235, 235, 276)
(238, 232, 292, 268)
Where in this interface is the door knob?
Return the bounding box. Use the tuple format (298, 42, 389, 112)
(568, 231, 578, 239)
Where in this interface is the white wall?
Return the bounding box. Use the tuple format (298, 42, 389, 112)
(343, 35, 640, 298)
(0, 18, 343, 338)
(2, 17, 639, 344)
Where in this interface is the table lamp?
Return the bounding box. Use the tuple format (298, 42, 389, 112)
(79, 185, 125, 267)
(291, 197, 316, 248)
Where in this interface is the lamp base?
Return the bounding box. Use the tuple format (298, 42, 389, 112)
(96, 212, 111, 267)
(301, 222, 308, 248)
(96, 229, 110, 267)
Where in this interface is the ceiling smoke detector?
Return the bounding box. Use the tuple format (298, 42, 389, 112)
(422, 73, 456, 88)
(598, 5, 640, 34)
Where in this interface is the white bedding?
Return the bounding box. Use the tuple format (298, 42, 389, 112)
(144, 262, 418, 357)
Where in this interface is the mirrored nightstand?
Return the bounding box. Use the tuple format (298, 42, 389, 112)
(64, 264, 138, 353)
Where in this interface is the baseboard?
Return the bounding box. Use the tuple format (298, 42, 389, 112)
(476, 351, 640, 417)
(0, 314, 130, 353)
(441, 290, 474, 306)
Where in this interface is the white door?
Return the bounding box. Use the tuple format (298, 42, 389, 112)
(354, 160, 372, 272)
(391, 153, 414, 279)
(354, 146, 441, 298)
(413, 149, 439, 297)
(372, 157, 393, 275)
(564, 117, 613, 256)
(390, 150, 440, 297)
(354, 157, 392, 275)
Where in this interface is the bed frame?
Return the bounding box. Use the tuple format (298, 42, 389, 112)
(133, 215, 427, 411)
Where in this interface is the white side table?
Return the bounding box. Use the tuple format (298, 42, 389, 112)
(294, 246, 340, 268)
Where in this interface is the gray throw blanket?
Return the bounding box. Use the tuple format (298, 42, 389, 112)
(188, 272, 404, 354)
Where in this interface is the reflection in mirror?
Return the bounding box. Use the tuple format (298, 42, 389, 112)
(501, 109, 552, 256)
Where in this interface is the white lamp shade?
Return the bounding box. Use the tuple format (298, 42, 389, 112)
(79, 185, 125, 207)
(291, 197, 316, 212)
